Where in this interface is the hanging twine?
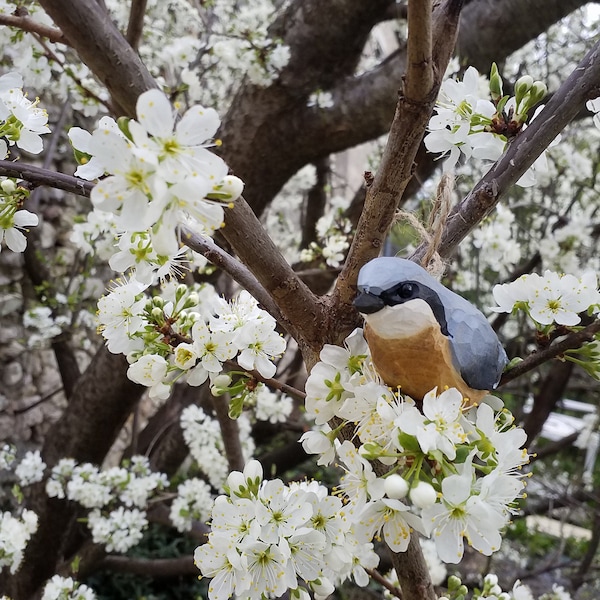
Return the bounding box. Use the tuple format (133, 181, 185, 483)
(395, 172, 454, 279)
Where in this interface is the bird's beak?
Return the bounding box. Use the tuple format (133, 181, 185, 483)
(353, 290, 385, 314)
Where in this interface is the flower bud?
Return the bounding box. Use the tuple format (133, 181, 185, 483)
(1, 179, 16, 193)
(515, 75, 533, 95)
(175, 283, 188, 302)
(210, 175, 244, 203)
(514, 75, 533, 107)
(311, 577, 335, 600)
(185, 292, 199, 308)
(409, 481, 437, 508)
(243, 459, 263, 488)
(529, 81, 547, 105)
(384, 474, 409, 499)
(226, 470, 246, 496)
(489, 63, 503, 102)
(210, 373, 232, 396)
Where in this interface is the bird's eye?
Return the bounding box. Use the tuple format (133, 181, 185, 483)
(399, 282, 415, 298)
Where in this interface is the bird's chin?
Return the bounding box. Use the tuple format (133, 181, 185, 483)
(363, 299, 437, 339)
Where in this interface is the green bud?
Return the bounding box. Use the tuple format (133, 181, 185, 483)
(185, 292, 199, 308)
(151, 306, 163, 319)
(529, 81, 547, 105)
(448, 575, 463, 591)
(489, 63, 503, 102)
(175, 283, 188, 302)
(514, 75, 533, 110)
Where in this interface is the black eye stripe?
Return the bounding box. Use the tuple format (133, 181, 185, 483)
(381, 280, 419, 303)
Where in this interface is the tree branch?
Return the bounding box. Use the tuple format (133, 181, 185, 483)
(38, 0, 157, 117)
(333, 0, 463, 314)
(223, 360, 306, 401)
(405, 0, 433, 100)
(220, 197, 326, 359)
(0, 12, 67, 44)
(410, 37, 600, 265)
(99, 554, 198, 577)
(126, 0, 147, 51)
(0, 160, 93, 197)
(389, 533, 436, 600)
(211, 393, 245, 472)
(499, 319, 600, 386)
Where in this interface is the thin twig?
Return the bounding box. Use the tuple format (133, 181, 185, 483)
(366, 568, 404, 599)
(0, 160, 93, 196)
(0, 13, 67, 44)
(211, 392, 245, 472)
(499, 319, 600, 386)
(223, 359, 306, 401)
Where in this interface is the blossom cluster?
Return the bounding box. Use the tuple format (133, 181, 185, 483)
(0, 71, 48, 253)
(69, 88, 243, 287)
(0, 509, 38, 575)
(440, 573, 572, 600)
(97, 280, 287, 399)
(425, 64, 550, 186)
(195, 0, 291, 91)
(194, 460, 379, 600)
(41, 575, 97, 600)
(492, 270, 600, 379)
(0, 71, 49, 158)
(492, 270, 600, 328)
(301, 329, 529, 564)
(169, 477, 215, 533)
(299, 199, 352, 268)
(45, 456, 167, 553)
(180, 404, 255, 491)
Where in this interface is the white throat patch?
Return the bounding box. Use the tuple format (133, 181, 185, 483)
(362, 298, 439, 339)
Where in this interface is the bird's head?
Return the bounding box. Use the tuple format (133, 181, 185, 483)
(353, 258, 449, 336)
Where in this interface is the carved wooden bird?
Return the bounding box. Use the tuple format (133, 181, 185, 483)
(354, 257, 507, 403)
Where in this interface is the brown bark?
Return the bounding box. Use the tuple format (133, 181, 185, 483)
(457, 0, 592, 72)
(38, 0, 157, 116)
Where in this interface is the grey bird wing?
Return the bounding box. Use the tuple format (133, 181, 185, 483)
(443, 296, 508, 390)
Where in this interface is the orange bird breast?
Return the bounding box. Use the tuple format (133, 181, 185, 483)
(364, 322, 488, 404)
